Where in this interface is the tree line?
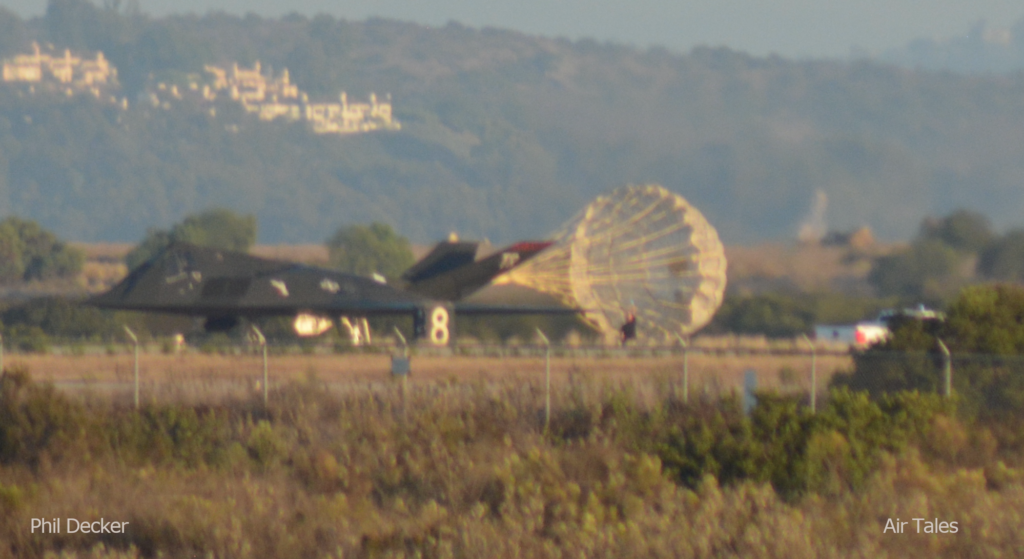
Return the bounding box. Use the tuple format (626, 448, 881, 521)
(9, 205, 1024, 342)
(712, 208, 1024, 337)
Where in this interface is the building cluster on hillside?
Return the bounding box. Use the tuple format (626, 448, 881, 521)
(152, 61, 400, 135)
(1, 44, 398, 136)
(2, 42, 122, 104)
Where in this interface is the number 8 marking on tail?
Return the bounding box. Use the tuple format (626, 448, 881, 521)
(430, 306, 450, 345)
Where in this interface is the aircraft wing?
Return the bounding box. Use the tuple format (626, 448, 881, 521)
(88, 242, 434, 318)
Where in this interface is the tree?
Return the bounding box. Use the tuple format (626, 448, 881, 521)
(124, 208, 257, 269)
(325, 222, 414, 281)
(0, 217, 84, 284)
(708, 293, 814, 338)
(978, 229, 1024, 281)
(0, 227, 24, 283)
(942, 284, 1024, 355)
(868, 239, 962, 301)
(918, 209, 994, 253)
(867, 210, 994, 302)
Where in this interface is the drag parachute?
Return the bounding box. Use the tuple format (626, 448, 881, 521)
(497, 184, 727, 343)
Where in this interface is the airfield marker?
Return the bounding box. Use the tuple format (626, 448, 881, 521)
(536, 328, 551, 431)
(123, 326, 138, 410)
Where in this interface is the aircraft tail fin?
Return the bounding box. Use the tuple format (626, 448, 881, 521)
(402, 240, 552, 301)
(401, 241, 480, 285)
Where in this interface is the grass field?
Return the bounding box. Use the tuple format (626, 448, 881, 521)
(6, 349, 851, 407)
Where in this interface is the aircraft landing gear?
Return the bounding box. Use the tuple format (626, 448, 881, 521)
(340, 316, 372, 346)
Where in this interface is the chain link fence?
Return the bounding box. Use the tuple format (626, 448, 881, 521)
(2, 333, 1021, 414)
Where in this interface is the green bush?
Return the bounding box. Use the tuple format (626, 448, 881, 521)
(0, 366, 82, 467)
(835, 284, 1024, 415)
(657, 397, 759, 490)
(655, 388, 951, 500)
(108, 405, 232, 467)
(247, 420, 287, 470)
(5, 325, 52, 354)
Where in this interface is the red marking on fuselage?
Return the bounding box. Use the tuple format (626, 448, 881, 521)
(504, 241, 553, 254)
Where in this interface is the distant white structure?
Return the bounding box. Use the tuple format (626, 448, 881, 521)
(159, 61, 400, 136)
(2, 42, 119, 101)
(814, 322, 889, 348)
(814, 304, 945, 348)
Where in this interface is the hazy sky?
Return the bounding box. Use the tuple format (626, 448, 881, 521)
(1, 0, 1023, 58)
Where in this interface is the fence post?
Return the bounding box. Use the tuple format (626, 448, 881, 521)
(123, 326, 139, 410)
(536, 328, 551, 431)
(937, 338, 952, 398)
(801, 334, 817, 413)
(676, 335, 689, 404)
(393, 327, 410, 421)
(250, 325, 268, 407)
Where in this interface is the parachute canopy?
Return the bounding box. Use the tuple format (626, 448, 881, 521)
(497, 184, 727, 343)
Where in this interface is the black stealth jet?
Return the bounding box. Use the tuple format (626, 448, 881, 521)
(88, 239, 560, 345)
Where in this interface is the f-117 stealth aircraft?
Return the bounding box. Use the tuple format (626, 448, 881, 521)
(88, 239, 563, 345)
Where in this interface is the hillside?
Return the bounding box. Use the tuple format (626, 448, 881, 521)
(2, 3, 1024, 246)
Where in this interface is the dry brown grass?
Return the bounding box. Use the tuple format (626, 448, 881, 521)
(10, 351, 851, 405)
(69, 242, 133, 261)
(250, 244, 329, 263)
(726, 241, 905, 292)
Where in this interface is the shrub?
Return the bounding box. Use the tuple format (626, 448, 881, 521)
(835, 284, 1024, 415)
(655, 388, 952, 500)
(657, 397, 759, 490)
(0, 366, 82, 467)
(247, 420, 286, 469)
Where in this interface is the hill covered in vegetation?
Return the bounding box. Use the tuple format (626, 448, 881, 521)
(2, 1, 1024, 247)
